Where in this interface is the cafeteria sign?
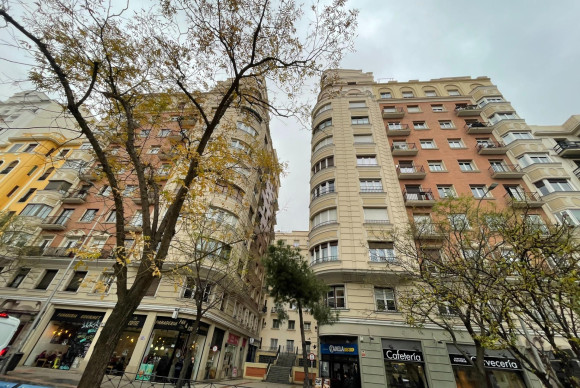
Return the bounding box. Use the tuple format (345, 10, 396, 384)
(321, 343, 358, 355)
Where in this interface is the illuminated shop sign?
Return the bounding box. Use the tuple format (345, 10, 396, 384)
(449, 354, 522, 370)
(383, 349, 424, 363)
(321, 343, 358, 355)
(51, 309, 105, 323)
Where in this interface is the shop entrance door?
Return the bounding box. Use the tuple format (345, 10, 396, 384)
(327, 355, 360, 388)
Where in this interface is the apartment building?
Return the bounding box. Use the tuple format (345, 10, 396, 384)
(309, 70, 550, 388)
(0, 86, 279, 381)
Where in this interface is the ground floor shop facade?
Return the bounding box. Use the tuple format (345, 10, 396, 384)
(318, 320, 544, 388)
(18, 305, 252, 382)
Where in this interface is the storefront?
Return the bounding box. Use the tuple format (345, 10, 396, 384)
(448, 345, 527, 388)
(107, 315, 146, 374)
(222, 333, 240, 378)
(383, 339, 429, 388)
(320, 336, 360, 388)
(204, 327, 225, 380)
(139, 317, 209, 382)
(26, 309, 105, 370)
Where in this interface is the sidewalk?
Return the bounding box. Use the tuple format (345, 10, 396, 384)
(0, 367, 301, 387)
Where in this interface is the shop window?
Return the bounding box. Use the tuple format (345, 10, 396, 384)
(8, 267, 30, 288)
(64, 271, 87, 292)
(35, 270, 58, 290)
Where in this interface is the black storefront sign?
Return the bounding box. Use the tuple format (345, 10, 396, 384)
(383, 349, 424, 363)
(127, 315, 147, 328)
(449, 354, 522, 370)
(51, 309, 105, 324)
(154, 317, 209, 335)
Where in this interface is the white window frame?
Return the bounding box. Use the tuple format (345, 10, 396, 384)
(360, 179, 383, 192)
(432, 105, 445, 112)
(312, 208, 337, 228)
(517, 153, 552, 168)
(420, 140, 436, 149)
(349, 101, 367, 109)
(437, 185, 456, 198)
(424, 90, 437, 97)
(428, 161, 445, 172)
(407, 105, 421, 113)
(312, 180, 335, 199)
(314, 103, 332, 118)
(380, 92, 392, 99)
(356, 156, 378, 166)
(374, 288, 396, 312)
(368, 242, 395, 262)
(353, 134, 373, 144)
(363, 208, 389, 224)
(458, 160, 476, 171)
(351, 116, 370, 125)
(502, 131, 534, 145)
(471, 185, 492, 199)
(413, 121, 428, 129)
(448, 139, 464, 149)
(439, 120, 454, 129)
(402, 91, 414, 98)
(313, 136, 333, 152)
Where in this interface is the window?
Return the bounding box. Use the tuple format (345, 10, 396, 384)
(353, 134, 373, 143)
(312, 180, 335, 199)
(23, 144, 38, 153)
(286, 340, 294, 352)
(431, 105, 444, 112)
(206, 207, 238, 226)
(448, 214, 470, 229)
(402, 91, 414, 98)
(502, 131, 534, 145)
(304, 322, 311, 331)
(387, 122, 403, 129)
(351, 116, 369, 125)
(62, 159, 87, 170)
(383, 106, 399, 113)
(310, 241, 338, 264)
(555, 209, 580, 226)
(326, 285, 345, 308)
(489, 160, 509, 172)
(357, 155, 377, 166)
(420, 140, 436, 149)
(363, 208, 389, 223)
(360, 179, 382, 192)
(312, 156, 334, 174)
(458, 160, 476, 172)
(7, 186, 19, 197)
(413, 214, 435, 234)
(476, 138, 494, 148)
(140, 129, 150, 137)
(35, 269, 58, 290)
(312, 208, 337, 228)
(44, 180, 72, 194)
(517, 153, 552, 168)
(37, 167, 54, 181)
(477, 96, 504, 107)
(20, 203, 53, 219)
(313, 118, 332, 135)
(130, 211, 143, 227)
(58, 149, 70, 158)
(93, 273, 115, 294)
(438, 303, 459, 316)
(349, 101, 366, 109)
(535, 179, 575, 195)
(424, 90, 437, 97)
(80, 209, 98, 222)
(231, 139, 250, 153)
(80, 142, 92, 150)
(99, 185, 112, 196)
(196, 238, 231, 260)
(368, 242, 395, 262)
(273, 319, 280, 329)
(8, 268, 30, 288)
(448, 89, 460, 96)
(270, 339, 278, 349)
(8, 143, 23, 152)
(428, 161, 445, 172)
(489, 112, 518, 124)
(18, 188, 36, 202)
(380, 92, 392, 99)
(407, 105, 420, 113)
(505, 185, 527, 201)
(288, 320, 296, 330)
(183, 278, 212, 301)
(122, 185, 137, 196)
(313, 136, 333, 152)
(439, 120, 454, 129)
(64, 271, 87, 292)
(437, 185, 456, 198)
(413, 121, 427, 129)
(158, 128, 171, 137)
(448, 139, 464, 149)
(0, 161, 18, 174)
(471, 185, 492, 199)
(27, 165, 38, 176)
(314, 103, 332, 117)
(375, 288, 396, 311)
(148, 146, 161, 154)
(525, 214, 548, 234)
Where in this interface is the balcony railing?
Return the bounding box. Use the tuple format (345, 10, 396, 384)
(554, 141, 580, 158)
(488, 164, 524, 179)
(311, 187, 336, 200)
(382, 107, 405, 119)
(465, 121, 493, 134)
(42, 246, 75, 257)
(40, 215, 71, 230)
(455, 104, 483, 116)
(310, 255, 339, 266)
(360, 187, 384, 193)
(504, 192, 544, 208)
(397, 165, 426, 179)
(62, 190, 89, 204)
(386, 123, 410, 136)
(403, 189, 436, 206)
(391, 143, 418, 156)
(476, 140, 507, 154)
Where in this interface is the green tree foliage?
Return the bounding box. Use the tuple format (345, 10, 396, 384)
(393, 196, 579, 388)
(263, 240, 337, 388)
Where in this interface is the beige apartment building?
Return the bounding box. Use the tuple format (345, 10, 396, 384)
(308, 69, 554, 388)
(0, 86, 279, 382)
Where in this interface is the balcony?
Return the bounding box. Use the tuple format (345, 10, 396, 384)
(504, 192, 544, 208)
(403, 189, 436, 207)
(382, 107, 405, 119)
(575, 167, 580, 180)
(79, 169, 98, 181)
(158, 149, 177, 160)
(397, 165, 426, 180)
(476, 141, 507, 155)
(62, 190, 89, 204)
(386, 124, 410, 137)
(39, 215, 71, 230)
(554, 141, 580, 158)
(391, 143, 418, 156)
(488, 164, 525, 179)
(132, 193, 155, 205)
(455, 104, 483, 117)
(413, 224, 445, 240)
(167, 130, 184, 141)
(42, 246, 75, 257)
(465, 122, 494, 134)
(310, 256, 339, 266)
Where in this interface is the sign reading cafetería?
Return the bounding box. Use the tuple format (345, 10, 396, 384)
(383, 349, 424, 363)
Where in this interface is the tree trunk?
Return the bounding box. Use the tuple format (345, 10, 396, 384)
(473, 345, 491, 388)
(298, 302, 310, 388)
(77, 295, 142, 387)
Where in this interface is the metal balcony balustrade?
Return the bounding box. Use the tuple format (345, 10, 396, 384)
(554, 141, 580, 158)
(403, 189, 436, 206)
(311, 186, 335, 200)
(397, 164, 426, 179)
(504, 191, 544, 208)
(310, 255, 339, 266)
(62, 189, 89, 203)
(385, 123, 410, 136)
(39, 215, 71, 230)
(455, 104, 483, 116)
(382, 107, 405, 119)
(465, 121, 493, 134)
(391, 142, 418, 156)
(476, 140, 507, 154)
(488, 163, 524, 179)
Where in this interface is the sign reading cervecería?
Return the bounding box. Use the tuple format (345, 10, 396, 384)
(449, 354, 522, 370)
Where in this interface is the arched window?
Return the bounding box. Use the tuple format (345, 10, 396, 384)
(0, 161, 19, 174)
(38, 167, 54, 181)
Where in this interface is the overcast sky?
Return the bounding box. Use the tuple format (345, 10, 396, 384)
(272, 0, 580, 232)
(1, 1, 579, 232)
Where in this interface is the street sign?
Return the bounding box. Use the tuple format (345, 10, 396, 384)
(308, 353, 316, 361)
